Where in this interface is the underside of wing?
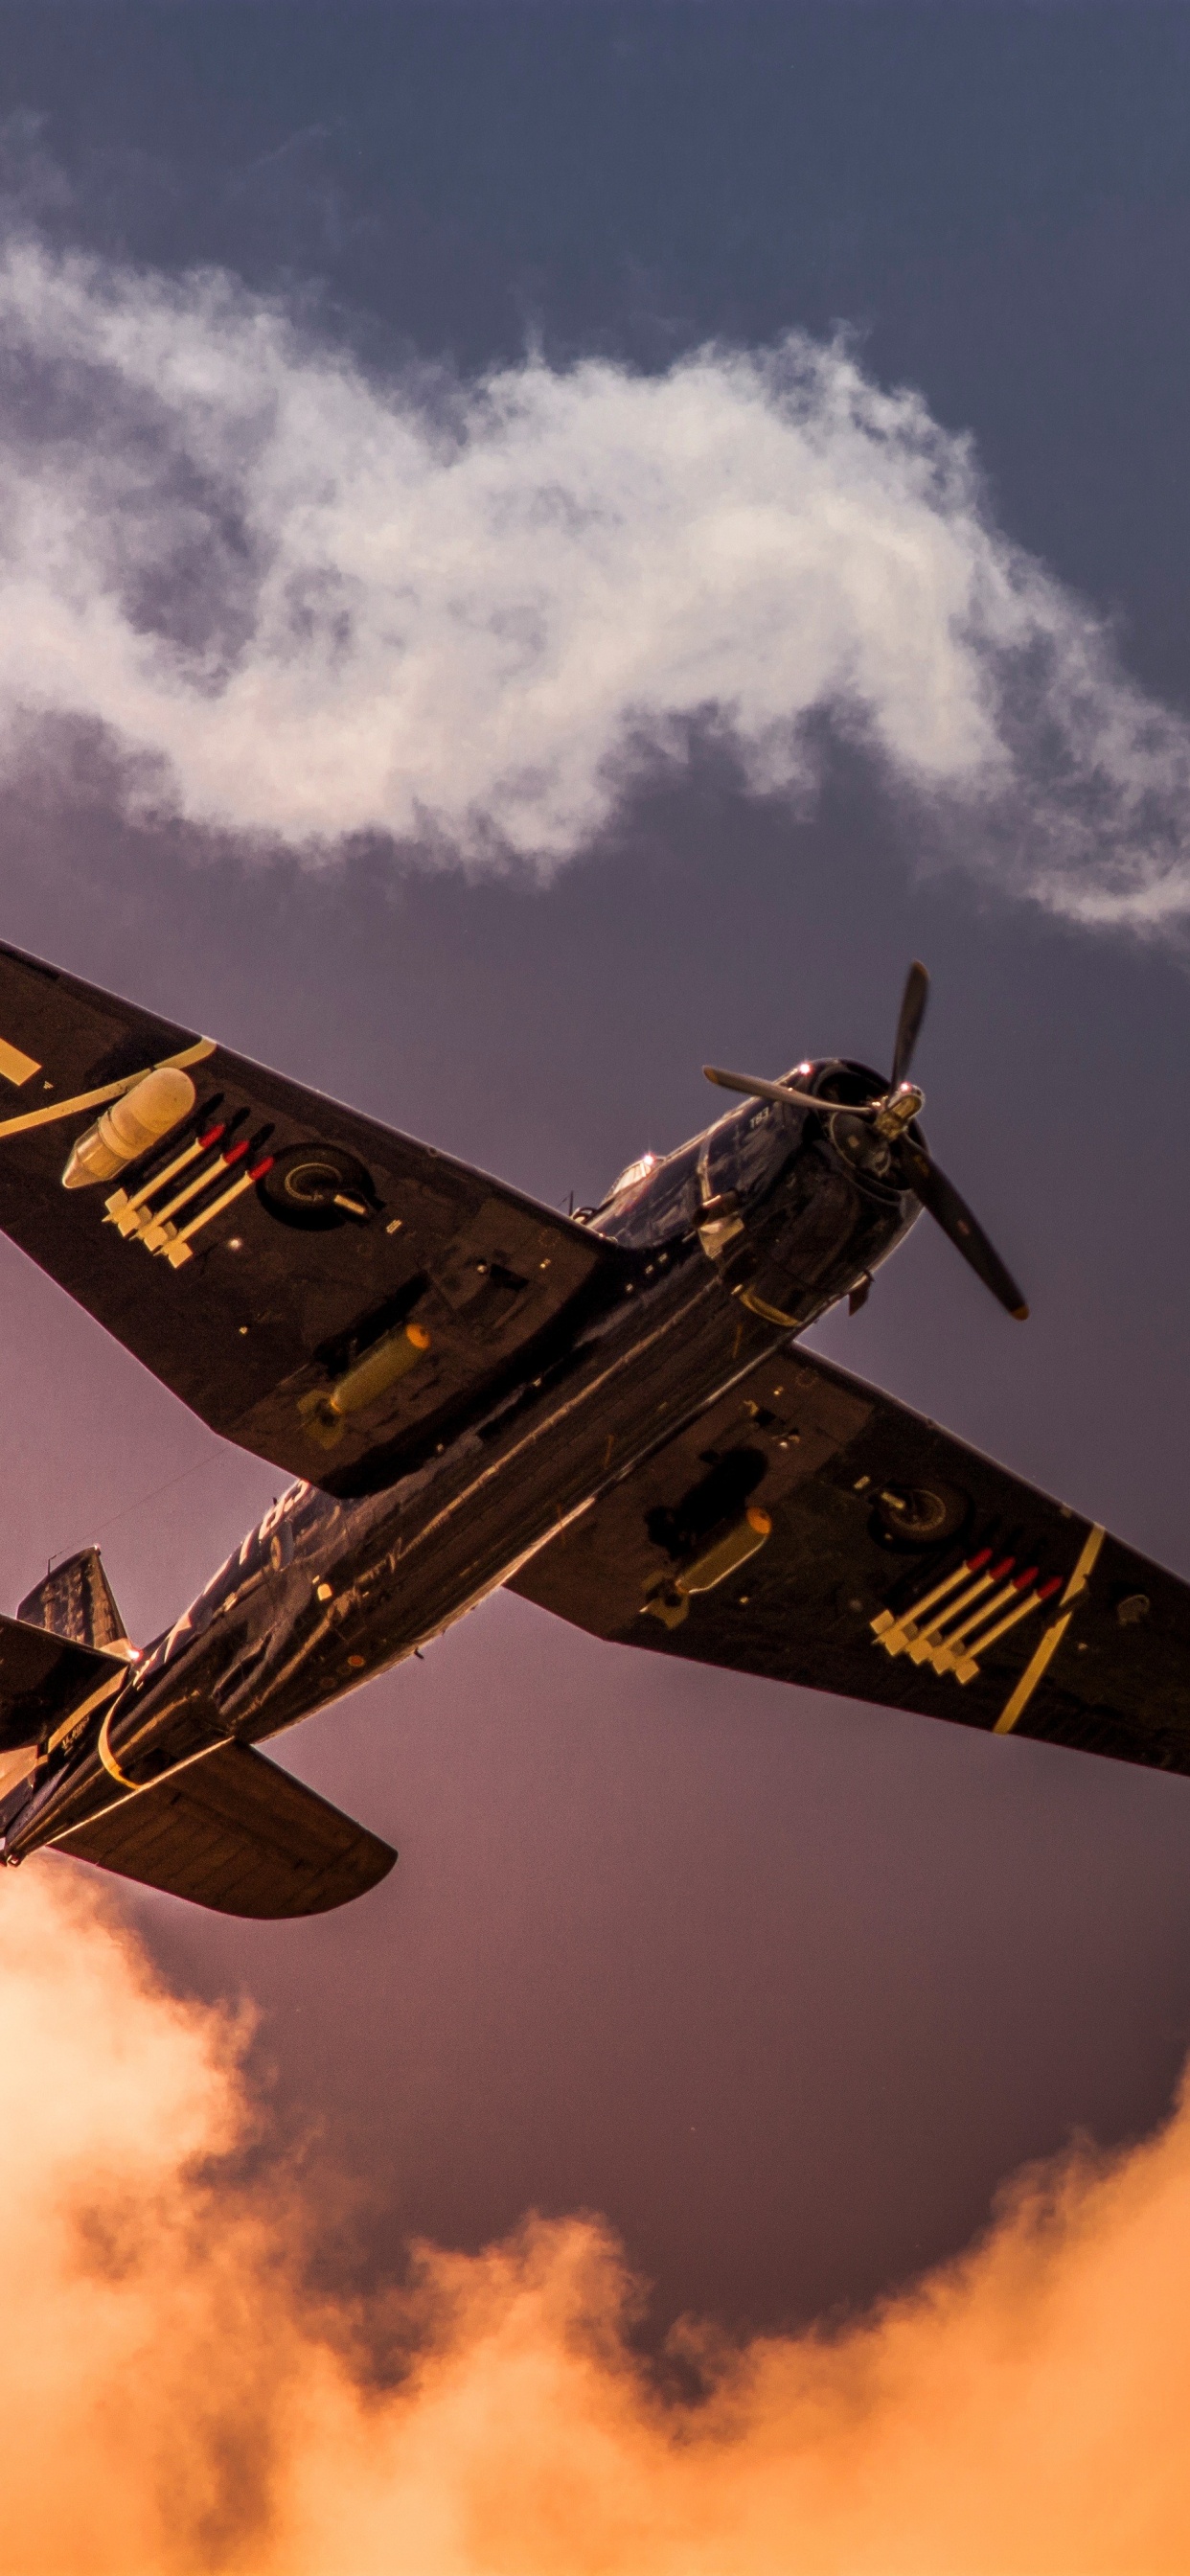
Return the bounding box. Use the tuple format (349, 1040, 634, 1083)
(53, 1740, 396, 1917)
(510, 1346, 1190, 1781)
(0, 943, 623, 1492)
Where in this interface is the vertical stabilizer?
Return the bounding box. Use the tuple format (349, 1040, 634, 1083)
(17, 1547, 131, 1655)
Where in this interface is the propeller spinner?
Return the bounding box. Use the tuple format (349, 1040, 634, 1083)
(703, 964, 1029, 1321)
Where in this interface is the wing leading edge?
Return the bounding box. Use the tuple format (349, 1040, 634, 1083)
(510, 1346, 1190, 1780)
(0, 943, 621, 1492)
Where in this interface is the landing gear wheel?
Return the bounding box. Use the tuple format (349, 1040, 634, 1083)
(870, 1482, 968, 1551)
(259, 1143, 379, 1231)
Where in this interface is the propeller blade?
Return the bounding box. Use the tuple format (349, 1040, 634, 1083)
(890, 961, 929, 1091)
(703, 1067, 831, 1114)
(899, 1138, 1028, 1320)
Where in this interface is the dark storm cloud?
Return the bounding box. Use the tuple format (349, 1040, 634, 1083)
(0, 229, 1187, 921)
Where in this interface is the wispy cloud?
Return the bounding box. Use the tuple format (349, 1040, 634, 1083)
(0, 233, 1186, 923)
(7, 1857, 1190, 2574)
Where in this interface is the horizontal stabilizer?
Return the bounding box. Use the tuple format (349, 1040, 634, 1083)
(54, 1739, 396, 1918)
(0, 1611, 120, 1754)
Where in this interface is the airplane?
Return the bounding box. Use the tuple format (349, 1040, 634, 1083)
(0, 941, 1184, 1920)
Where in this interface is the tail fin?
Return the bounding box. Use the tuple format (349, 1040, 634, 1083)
(18, 1546, 131, 1656)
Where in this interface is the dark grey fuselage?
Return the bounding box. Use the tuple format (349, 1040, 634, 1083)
(8, 1065, 918, 1863)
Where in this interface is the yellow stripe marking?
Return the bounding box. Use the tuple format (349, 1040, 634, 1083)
(1060, 1522, 1106, 1606)
(0, 1038, 215, 1141)
(994, 1524, 1106, 1736)
(994, 1615, 1072, 1733)
(0, 1037, 40, 1087)
(97, 1700, 138, 1787)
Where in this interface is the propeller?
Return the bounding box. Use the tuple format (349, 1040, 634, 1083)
(703, 963, 1029, 1321)
(889, 957, 928, 1091)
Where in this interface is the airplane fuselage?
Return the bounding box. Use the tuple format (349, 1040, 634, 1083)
(6, 1062, 919, 1865)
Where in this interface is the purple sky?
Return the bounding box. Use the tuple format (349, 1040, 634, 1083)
(2, 0, 1190, 2350)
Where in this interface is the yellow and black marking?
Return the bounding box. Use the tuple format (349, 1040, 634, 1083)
(0, 1035, 41, 1088)
(97, 1694, 139, 1789)
(994, 1523, 1106, 1735)
(871, 1543, 1065, 1689)
(869, 1520, 1108, 1708)
(0, 1038, 215, 1142)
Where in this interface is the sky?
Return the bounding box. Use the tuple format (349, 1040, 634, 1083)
(4, 4, 1190, 2563)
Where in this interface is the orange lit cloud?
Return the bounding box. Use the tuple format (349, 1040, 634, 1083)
(4, 1855, 1190, 2575)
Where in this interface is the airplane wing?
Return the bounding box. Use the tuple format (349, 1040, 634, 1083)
(54, 1739, 396, 1917)
(0, 942, 622, 1493)
(509, 1345, 1190, 1780)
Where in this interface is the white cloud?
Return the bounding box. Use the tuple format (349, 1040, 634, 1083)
(0, 232, 1186, 922)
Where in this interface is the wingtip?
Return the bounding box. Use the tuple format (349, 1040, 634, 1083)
(1012, 1303, 1030, 1322)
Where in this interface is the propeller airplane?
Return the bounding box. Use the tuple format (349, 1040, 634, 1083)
(0, 941, 1179, 1920)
